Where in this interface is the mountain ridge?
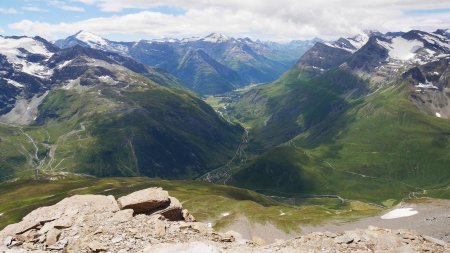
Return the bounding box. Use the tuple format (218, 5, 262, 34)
(55, 31, 315, 95)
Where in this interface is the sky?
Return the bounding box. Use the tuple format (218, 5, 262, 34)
(0, 0, 450, 42)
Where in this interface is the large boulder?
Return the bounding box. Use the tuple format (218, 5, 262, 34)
(117, 188, 170, 214)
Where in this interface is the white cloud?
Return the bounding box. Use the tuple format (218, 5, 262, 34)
(8, 0, 450, 41)
(0, 8, 19, 14)
(22, 6, 48, 12)
(49, 0, 85, 12)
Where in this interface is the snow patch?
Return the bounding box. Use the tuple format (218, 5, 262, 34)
(0, 36, 54, 77)
(436, 112, 442, 118)
(378, 37, 424, 61)
(57, 60, 72, 69)
(417, 82, 438, 90)
(221, 212, 230, 217)
(0, 36, 53, 57)
(5, 79, 24, 88)
(152, 38, 179, 43)
(347, 32, 370, 50)
(98, 75, 114, 83)
(0, 213, 3, 217)
(421, 34, 450, 51)
(381, 208, 418, 219)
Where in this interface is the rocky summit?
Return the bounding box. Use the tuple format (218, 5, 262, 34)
(0, 188, 448, 253)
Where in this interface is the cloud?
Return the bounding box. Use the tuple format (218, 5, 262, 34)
(49, 0, 85, 12)
(8, 0, 450, 41)
(0, 8, 19, 14)
(22, 6, 48, 12)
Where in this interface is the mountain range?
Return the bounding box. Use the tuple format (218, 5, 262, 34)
(0, 28, 449, 206)
(55, 31, 315, 95)
(0, 34, 243, 180)
(217, 29, 450, 203)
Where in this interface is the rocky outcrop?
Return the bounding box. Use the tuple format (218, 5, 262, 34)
(1, 188, 448, 253)
(0, 188, 200, 252)
(117, 188, 170, 214)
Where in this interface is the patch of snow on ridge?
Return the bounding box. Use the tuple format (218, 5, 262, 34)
(5, 79, 24, 88)
(57, 60, 72, 69)
(417, 82, 438, 89)
(202, 33, 231, 43)
(0, 36, 54, 77)
(378, 37, 424, 61)
(75, 31, 108, 47)
(347, 32, 370, 50)
(381, 208, 418, 219)
(0, 36, 53, 57)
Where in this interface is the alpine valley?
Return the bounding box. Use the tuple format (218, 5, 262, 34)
(0, 27, 449, 252)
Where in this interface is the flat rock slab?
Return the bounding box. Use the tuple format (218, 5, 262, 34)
(0, 195, 119, 236)
(118, 188, 170, 214)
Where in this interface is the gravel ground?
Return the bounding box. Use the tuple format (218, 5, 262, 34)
(301, 198, 450, 242)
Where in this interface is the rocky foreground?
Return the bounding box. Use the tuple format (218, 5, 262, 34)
(0, 188, 448, 253)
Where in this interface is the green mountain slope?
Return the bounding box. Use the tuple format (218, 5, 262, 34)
(0, 46, 244, 180)
(33, 87, 243, 178)
(226, 65, 450, 204)
(175, 49, 241, 95)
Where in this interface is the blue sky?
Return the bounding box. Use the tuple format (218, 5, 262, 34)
(1, 0, 449, 41)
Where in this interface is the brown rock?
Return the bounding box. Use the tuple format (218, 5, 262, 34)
(1, 195, 119, 236)
(45, 228, 61, 245)
(153, 197, 183, 221)
(422, 235, 447, 247)
(54, 216, 73, 229)
(251, 235, 266, 246)
(88, 241, 107, 252)
(182, 209, 196, 222)
(117, 188, 170, 214)
(111, 209, 134, 223)
(154, 219, 166, 237)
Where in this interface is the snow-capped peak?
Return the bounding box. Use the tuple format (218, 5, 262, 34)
(434, 28, 450, 39)
(74, 30, 108, 47)
(323, 31, 374, 53)
(0, 35, 54, 78)
(152, 37, 180, 43)
(201, 33, 232, 43)
(374, 30, 450, 64)
(347, 31, 372, 49)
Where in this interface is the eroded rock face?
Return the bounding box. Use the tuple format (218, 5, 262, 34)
(0, 188, 448, 253)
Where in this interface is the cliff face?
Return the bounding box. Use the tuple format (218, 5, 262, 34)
(1, 188, 448, 253)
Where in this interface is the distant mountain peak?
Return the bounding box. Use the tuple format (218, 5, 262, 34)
(201, 33, 232, 43)
(434, 28, 450, 38)
(73, 30, 108, 47)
